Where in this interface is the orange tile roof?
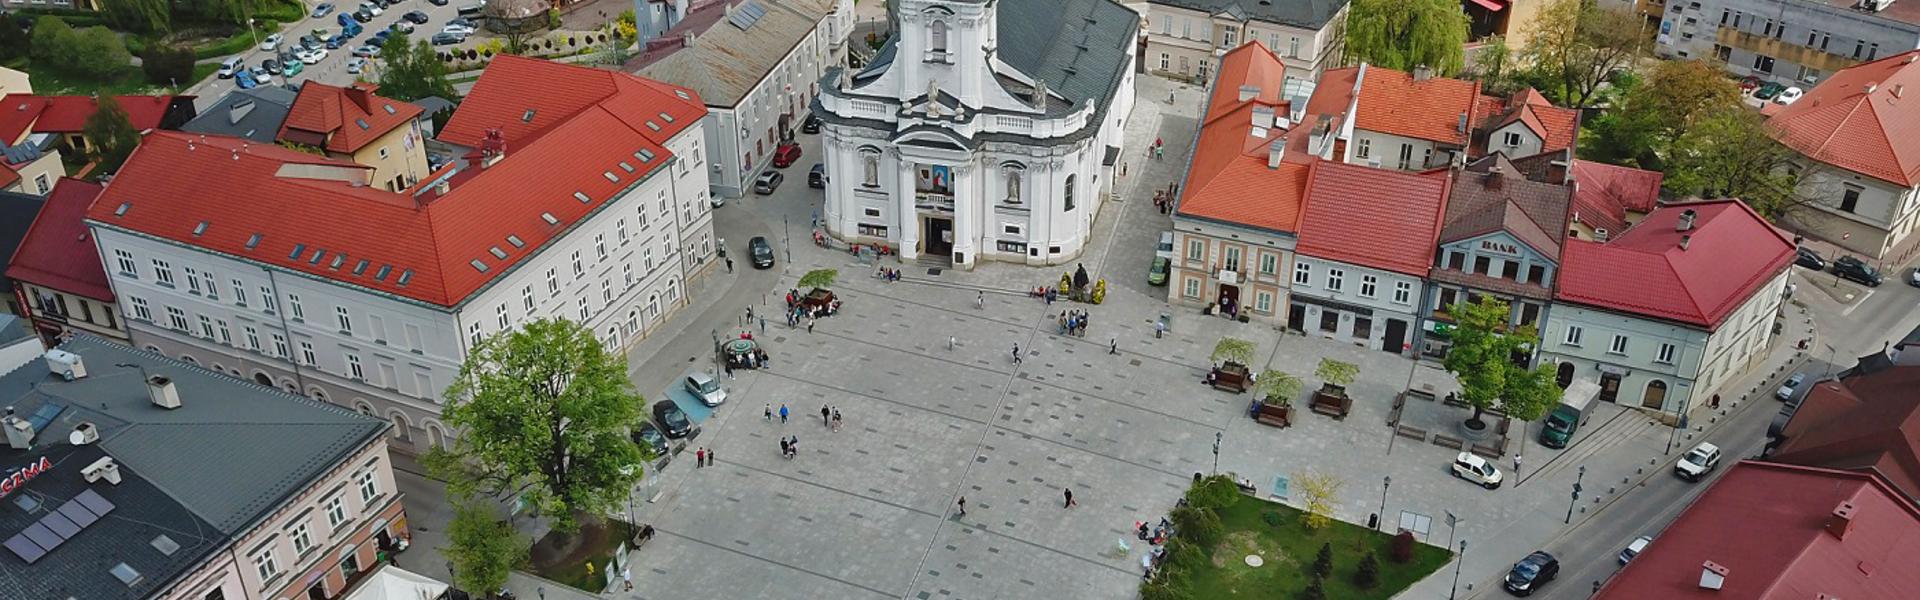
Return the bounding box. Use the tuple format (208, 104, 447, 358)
(440, 54, 704, 149)
(277, 82, 423, 155)
(1175, 42, 1311, 234)
(1295, 161, 1452, 276)
(0, 94, 190, 143)
(89, 58, 707, 308)
(1767, 50, 1920, 187)
(1338, 65, 1484, 146)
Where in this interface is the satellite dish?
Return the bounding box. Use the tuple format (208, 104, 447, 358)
(69, 430, 86, 445)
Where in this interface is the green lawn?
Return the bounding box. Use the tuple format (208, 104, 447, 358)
(528, 519, 635, 592)
(1174, 498, 1452, 599)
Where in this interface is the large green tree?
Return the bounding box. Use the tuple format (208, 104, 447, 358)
(82, 96, 141, 175)
(1581, 59, 1740, 169)
(1664, 109, 1809, 220)
(1441, 297, 1559, 426)
(377, 37, 459, 102)
(29, 16, 76, 63)
(1346, 0, 1470, 76)
(428, 318, 648, 533)
(1522, 0, 1642, 107)
(99, 0, 171, 33)
(441, 500, 530, 594)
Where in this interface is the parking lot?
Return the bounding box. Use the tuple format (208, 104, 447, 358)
(184, 0, 483, 111)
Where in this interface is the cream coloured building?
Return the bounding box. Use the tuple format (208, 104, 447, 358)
(1143, 0, 1348, 85)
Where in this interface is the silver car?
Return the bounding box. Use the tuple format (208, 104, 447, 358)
(684, 372, 726, 407)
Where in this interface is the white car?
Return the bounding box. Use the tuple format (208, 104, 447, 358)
(1675, 442, 1722, 482)
(296, 47, 328, 64)
(1451, 452, 1503, 490)
(1618, 536, 1652, 565)
(260, 33, 284, 52)
(359, 2, 384, 16)
(1774, 86, 1804, 105)
(442, 23, 476, 36)
(1776, 373, 1806, 401)
(345, 57, 368, 74)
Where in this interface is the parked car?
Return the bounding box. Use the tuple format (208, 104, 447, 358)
(1794, 247, 1826, 270)
(808, 163, 827, 188)
(1776, 373, 1806, 401)
(652, 401, 693, 438)
(772, 142, 802, 168)
(310, 3, 336, 18)
(351, 8, 373, 22)
(1156, 231, 1175, 259)
(282, 59, 304, 77)
(1451, 452, 1503, 489)
(359, 1, 383, 16)
(1831, 255, 1883, 286)
(250, 67, 276, 86)
(1148, 256, 1170, 286)
(683, 372, 727, 407)
(431, 32, 466, 45)
(749, 236, 775, 269)
(345, 57, 367, 74)
(1908, 267, 1920, 288)
(234, 69, 259, 89)
(457, 3, 486, 17)
(631, 421, 669, 456)
(1738, 75, 1762, 91)
(1618, 536, 1652, 565)
(404, 10, 430, 23)
(447, 17, 477, 29)
(262, 57, 283, 74)
(1775, 86, 1805, 105)
(1503, 551, 1559, 596)
(326, 34, 347, 49)
(369, 29, 392, 45)
(801, 113, 822, 134)
(1754, 81, 1787, 100)
(753, 170, 783, 195)
(429, 0, 449, 5)
(352, 44, 382, 57)
(338, 12, 358, 27)
(1675, 442, 1722, 481)
(441, 22, 476, 36)
(260, 33, 284, 51)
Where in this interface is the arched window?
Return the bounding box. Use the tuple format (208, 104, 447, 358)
(1063, 174, 1076, 212)
(625, 310, 640, 335)
(1555, 362, 1575, 388)
(354, 400, 375, 416)
(425, 422, 449, 450)
(929, 20, 948, 54)
(179, 354, 197, 365)
(606, 326, 621, 351)
(1642, 380, 1668, 410)
(647, 295, 662, 320)
(1001, 163, 1025, 204)
(253, 373, 273, 387)
(859, 147, 880, 187)
(387, 410, 414, 441)
(308, 386, 329, 402)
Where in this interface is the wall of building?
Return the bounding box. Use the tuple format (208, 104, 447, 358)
(343, 120, 431, 193)
(1143, 3, 1346, 84)
(3, 150, 66, 196)
(1168, 221, 1295, 323)
(1346, 130, 1450, 171)
(1289, 255, 1424, 353)
(1655, 0, 1920, 87)
(701, 8, 831, 199)
(16, 281, 127, 343)
(1786, 161, 1920, 259)
(1143, 4, 1217, 83)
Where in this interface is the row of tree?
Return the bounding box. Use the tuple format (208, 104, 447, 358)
(1349, 0, 1642, 108)
(98, 0, 285, 33)
(29, 16, 132, 80)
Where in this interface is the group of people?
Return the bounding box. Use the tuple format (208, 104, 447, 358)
(1149, 137, 1166, 160)
(722, 345, 770, 376)
(1058, 309, 1093, 336)
(819, 404, 845, 432)
(778, 435, 801, 459)
(875, 267, 903, 282)
(1028, 286, 1059, 302)
(1152, 189, 1173, 214)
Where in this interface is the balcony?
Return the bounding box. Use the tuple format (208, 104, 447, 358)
(1716, 27, 1864, 75)
(914, 190, 954, 213)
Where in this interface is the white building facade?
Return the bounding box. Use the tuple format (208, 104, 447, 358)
(1288, 255, 1426, 353)
(813, 0, 1138, 268)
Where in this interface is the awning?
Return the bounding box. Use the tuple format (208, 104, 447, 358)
(343, 566, 449, 600)
(1467, 0, 1506, 11)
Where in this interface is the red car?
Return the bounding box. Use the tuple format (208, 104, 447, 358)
(1738, 75, 1762, 92)
(772, 142, 802, 168)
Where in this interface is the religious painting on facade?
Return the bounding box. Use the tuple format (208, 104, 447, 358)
(917, 165, 952, 194)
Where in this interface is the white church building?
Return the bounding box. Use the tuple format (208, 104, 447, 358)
(812, 0, 1138, 268)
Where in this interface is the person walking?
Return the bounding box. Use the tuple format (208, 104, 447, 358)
(789, 435, 799, 457)
(1109, 338, 1118, 355)
(977, 291, 984, 309)
(1063, 487, 1076, 508)
(957, 496, 967, 517)
(706, 448, 715, 467)
(724, 361, 735, 380)
(779, 403, 789, 423)
(725, 257, 734, 273)
(764, 403, 772, 421)
(948, 335, 957, 351)
(832, 407, 842, 431)
(807, 319, 815, 334)
(695, 447, 705, 468)
(759, 316, 766, 334)
(1513, 454, 1523, 476)
(1154, 320, 1165, 339)
(1012, 344, 1022, 365)
(821, 404, 832, 428)
(779, 437, 790, 458)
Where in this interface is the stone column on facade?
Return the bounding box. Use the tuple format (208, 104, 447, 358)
(895, 148, 919, 259)
(821, 135, 845, 238)
(951, 159, 976, 267)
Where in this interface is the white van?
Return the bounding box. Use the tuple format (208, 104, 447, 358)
(217, 57, 245, 79)
(1155, 231, 1175, 260)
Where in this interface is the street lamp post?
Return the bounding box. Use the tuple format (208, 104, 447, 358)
(1566, 465, 1586, 524)
(1211, 431, 1221, 475)
(1378, 475, 1391, 531)
(1449, 539, 1468, 600)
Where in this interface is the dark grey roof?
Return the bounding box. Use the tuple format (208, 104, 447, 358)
(0, 191, 47, 295)
(1148, 0, 1348, 30)
(179, 87, 299, 144)
(997, 0, 1140, 120)
(412, 95, 457, 117)
(0, 336, 387, 599)
(0, 314, 31, 348)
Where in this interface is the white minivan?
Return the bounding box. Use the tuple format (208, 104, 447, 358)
(1156, 231, 1175, 260)
(217, 56, 245, 79)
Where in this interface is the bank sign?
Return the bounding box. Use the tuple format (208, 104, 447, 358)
(0, 456, 53, 500)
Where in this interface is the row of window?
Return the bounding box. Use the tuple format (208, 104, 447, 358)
(128, 294, 435, 399)
(1151, 13, 1309, 60)
(250, 465, 384, 587)
(1294, 262, 1415, 305)
(1183, 239, 1281, 275)
(1562, 325, 1680, 365)
(1715, 8, 1879, 61)
(1439, 249, 1551, 287)
(111, 250, 399, 344)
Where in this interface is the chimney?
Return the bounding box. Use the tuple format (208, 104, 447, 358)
(1485, 165, 1504, 190)
(1679, 234, 1691, 250)
(3, 408, 31, 450)
(1267, 139, 1285, 169)
(345, 83, 376, 113)
(68, 422, 98, 446)
(1699, 561, 1729, 591)
(44, 349, 86, 380)
(1413, 64, 1432, 81)
(1547, 160, 1570, 184)
(435, 179, 452, 196)
(1865, 82, 1879, 95)
(480, 128, 508, 168)
(1252, 105, 1275, 129)
(1826, 501, 1856, 540)
(146, 375, 181, 410)
(1594, 228, 1610, 242)
(82, 456, 121, 485)
(1238, 85, 1260, 102)
(1677, 208, 1698, 232)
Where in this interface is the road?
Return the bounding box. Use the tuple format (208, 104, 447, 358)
(184, 0, 479, 113)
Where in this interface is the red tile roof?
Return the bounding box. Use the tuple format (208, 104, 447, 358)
(89, 58, 706, 308)
(440, 54, 705, 149)
(277, 82, 423, 154)
(1771, 366, 1920, 502)
(1569, 159, 1662, 234)
(1330, 65, 1484, 146)
(1767, 51, 1920, 187)
(1175, 42, 1311, 234)
(1296, 160, 1451, 277)
(1555, 199, 1793, 328)
(0, 94, 187, 142)
(5, 178, 112, 301)
(1596, 461, 1920, 600)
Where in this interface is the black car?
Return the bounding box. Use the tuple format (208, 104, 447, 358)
(262, 58, 283, 74)
(808, 163, 826, 188)
(404, 10, 430, 23)
(749, 236, 775, 269)
(1794, 247, 1826, 270)
(431, 32, 466, 45)
(1503, 551, 1559, 596)
(801, 113, 822, 134)
(1831, 255, 1883, 286)
(351, 7, 373, 22)
(428, 0, 449, 5)
(652, 401, 693, 438)
(631, 421, 669, 457)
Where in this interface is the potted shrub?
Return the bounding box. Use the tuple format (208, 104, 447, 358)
(1253, 369, 1302, 428)
(1207, 338, 1256, 393)
(1310, 358, 1357, 418)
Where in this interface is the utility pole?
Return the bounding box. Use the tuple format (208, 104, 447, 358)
(1211, 431, 1221, 475)
(1566, 465, 1585, 524)
(1378, 475, 1391, 531)
(1449, 539, 1468, 600)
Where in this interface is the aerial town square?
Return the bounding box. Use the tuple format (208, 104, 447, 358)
(2, 0, 1919, 599)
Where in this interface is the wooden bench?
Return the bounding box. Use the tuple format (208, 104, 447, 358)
(1395, 425, 1428, 441)
(1470, 439, 1506, 459)
(1432, 434, 1465, 450)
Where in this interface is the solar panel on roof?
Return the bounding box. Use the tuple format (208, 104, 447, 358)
(21, 522, 60, 550)
(110, 563, 141, 586)
(73, 489, 114, 517)
(38, 511, 79, 540)
(55, 501, 97, 527)
(728, 0, 765, 29)
(4, 533, 47, 564)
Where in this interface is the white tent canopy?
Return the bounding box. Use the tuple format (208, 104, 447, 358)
(344, 566, 450, 600)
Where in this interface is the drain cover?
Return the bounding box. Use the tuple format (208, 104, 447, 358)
(927, 268, 943, 275)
